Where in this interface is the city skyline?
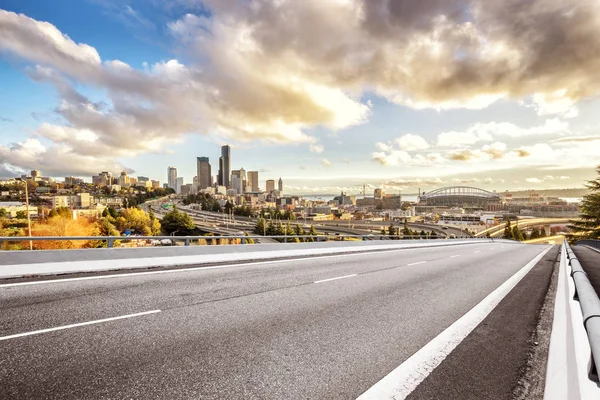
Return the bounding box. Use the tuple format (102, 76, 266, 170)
(1, 2, 600, 194)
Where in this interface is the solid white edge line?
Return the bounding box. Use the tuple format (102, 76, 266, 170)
(0, 242, 491, 288)
(450, 255, 461, 258)
(582, 245, 600, 254)
(357, 245, 552, 400)
(0, 310, 161, 342)
(314, 274, 358, 284)
(407, 261, 427, 266)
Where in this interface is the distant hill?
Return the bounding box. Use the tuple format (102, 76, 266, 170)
(503, 188, 590, 197)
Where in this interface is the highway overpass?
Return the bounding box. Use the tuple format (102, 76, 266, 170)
(2, 238, 596, 398)
(476, 218, 572, 238)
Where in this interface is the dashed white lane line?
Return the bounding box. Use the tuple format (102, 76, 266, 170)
(407, 261, 427, 266)
(0, 310, 161, 342)
(450, 255, 461, 258)
(356, 245, 552, 400)
(314, 274, 358, 284)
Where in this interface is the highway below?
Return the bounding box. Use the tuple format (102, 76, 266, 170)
(0, 242, 554, 399)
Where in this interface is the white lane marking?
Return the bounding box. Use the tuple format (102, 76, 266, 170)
(407, 261, 427, 266)
(0, 310, 161, 342)
(0, 242, 493, 288)
(357, 245, 552, 400)
(450, 255, 461, 258)
(314, 274, 358, 284)
(582, 245, 600, 254)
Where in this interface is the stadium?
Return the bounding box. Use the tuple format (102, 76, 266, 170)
(419, 186, 501, 208)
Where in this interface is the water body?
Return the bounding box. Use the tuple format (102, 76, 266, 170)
(301, 194, 419, 202)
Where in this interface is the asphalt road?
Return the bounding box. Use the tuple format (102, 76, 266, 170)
(0, 242, 550, 399)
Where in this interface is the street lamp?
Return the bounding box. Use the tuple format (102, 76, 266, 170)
(16, 178, 33, 250)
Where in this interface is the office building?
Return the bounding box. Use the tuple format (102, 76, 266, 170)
(218, 145, 231, 188)
(167, 166, 177, 191)
(266, 179, 275, 193)
(197, 157, 212, 190)
(176, 177, 184, 194)
(118, 171, 130, 187)
(278, 177, 283, 192)
(138, 176, 149, 182)
(374, 188, 384, 199)
(92, 171, 112, 187)
(247, 171, 259, 192)
(31, 170, 40, 179)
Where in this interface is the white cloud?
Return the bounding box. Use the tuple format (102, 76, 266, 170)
(437, 119, 569, 147)
(526, 177, 544, 184)
(394, 134, 429, 151)
(309, 144, 324, 153)
(3, 0, 600, 175)
(321, 159, 332, 167)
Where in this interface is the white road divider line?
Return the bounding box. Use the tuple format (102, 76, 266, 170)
(0, 310, 161, 342)
(450, 255, 461, 258)
(314, 274, 357, 284)
(357, 245, 552, 400)
(407, 261, 427, 266)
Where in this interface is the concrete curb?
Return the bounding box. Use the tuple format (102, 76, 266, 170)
(0, 240, 495, 279)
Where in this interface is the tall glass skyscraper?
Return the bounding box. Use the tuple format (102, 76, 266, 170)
(218, 145, 231, 189)
(197, 157, 211, 190)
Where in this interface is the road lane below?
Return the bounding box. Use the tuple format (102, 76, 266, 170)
(1, 242, 549, 399)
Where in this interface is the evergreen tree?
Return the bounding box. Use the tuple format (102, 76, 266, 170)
(503, 217, 513, 239)
(294, 224, 304, 242)
(569, 165, 600, 241)
(512, 225, 525, 241)
(254, 217, 266, 235)
(387, 223, 395, 237)
(529, 227, 541, 240)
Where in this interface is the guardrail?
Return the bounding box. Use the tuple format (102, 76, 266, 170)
(565, 240, 600, 382)
(0, 234, 485, 250)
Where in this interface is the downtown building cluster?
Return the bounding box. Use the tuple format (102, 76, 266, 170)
(165, 145, 284, 199)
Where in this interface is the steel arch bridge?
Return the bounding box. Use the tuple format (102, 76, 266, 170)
(419, 186, 501, 207)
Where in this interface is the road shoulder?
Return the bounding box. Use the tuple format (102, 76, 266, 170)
(407, 245, 559, 400)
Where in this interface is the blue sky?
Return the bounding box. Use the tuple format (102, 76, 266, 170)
(1, 0, 599, 194)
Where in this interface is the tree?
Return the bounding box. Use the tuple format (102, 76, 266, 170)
(512, 225, 525, 241)
(107, 206, 118, 219)
(403, 219, 410, 236)
(529, 227, 541, 240)
(15, 211, 26, 219)
(160, 207, 195, 235)
(388, 223, 395, 236)
(0, 208, 7, 218)
(381, 227, 387, 235)
(503, 217, 513, 239)
(254, 217, 266, 235)
(569, 165, 600, 241)
(294, 224, 305, 242)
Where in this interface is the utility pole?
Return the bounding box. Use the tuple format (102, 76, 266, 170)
(25, 180, 32, 250)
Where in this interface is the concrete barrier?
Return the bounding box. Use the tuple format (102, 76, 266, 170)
(0, 239, 502, 279)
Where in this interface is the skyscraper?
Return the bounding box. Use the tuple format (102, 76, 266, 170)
(167, 166, 177, 191)
(266, 179, 275, 193)
(197, 157, 212, 190)
(247, 171, 259, 192)
(176, 177, 184, 194)
(218, 145, 231, 188)
(278, 177, 283, 191)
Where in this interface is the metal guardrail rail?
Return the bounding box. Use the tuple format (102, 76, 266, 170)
(565, 240, 600, 382)
(0, 234, 488, 250)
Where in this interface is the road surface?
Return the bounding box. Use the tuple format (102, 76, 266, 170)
(0, 242, 553, 399)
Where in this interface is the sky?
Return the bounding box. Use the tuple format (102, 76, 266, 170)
(1, 0, 599, 195)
